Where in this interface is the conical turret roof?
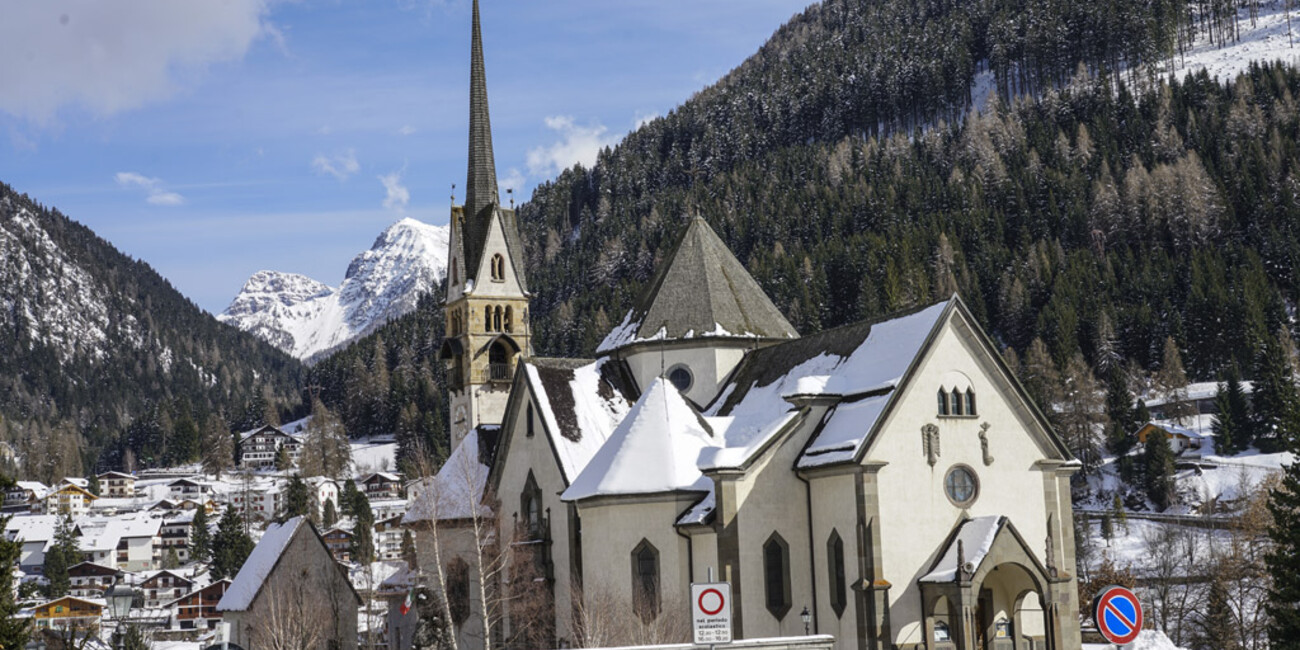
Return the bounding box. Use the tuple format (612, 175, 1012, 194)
(598, 217, 798, 352)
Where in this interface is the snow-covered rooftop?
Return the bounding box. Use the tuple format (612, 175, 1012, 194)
(402, 430, 490, 524)
(216, 516, 304, 612)
(563, 378, 716, 502)
(523, 358, 634, 483)
(920, 515, 1004, 582)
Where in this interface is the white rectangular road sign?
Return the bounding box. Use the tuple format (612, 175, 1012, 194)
(691, 582, 733, 645)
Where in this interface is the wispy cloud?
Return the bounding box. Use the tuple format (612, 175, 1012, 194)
(115, 172, 185, 206)
(379, 171, 410, 211)
(0, 0, 272, 123)
(526, 116, 617, 178)
(397, 125, 417, 136)
(312, 149, 360, 181)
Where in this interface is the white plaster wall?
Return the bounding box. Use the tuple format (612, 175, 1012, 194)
(470, 214, 524, 298)
(494, 388, 580, 645)
(414, 525, 487, 650)
(576, 498, 696, 627)
(689, 530, 718, 584)
(868, 318, 1059, 648)
(808, 472, 861, 650)
(623, 345, 747, 407)
(731, 426, 814, 640)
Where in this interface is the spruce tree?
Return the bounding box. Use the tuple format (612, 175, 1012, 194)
(162, 548, 181, 570)
(1252, 329, 1300, 451)
(275, 445, 292, 472)
(1104, 368, 1141, 457)
(1213, 365, 1252, 455)
(282, 474, 311, 523)
(1156, 337, 1194, 423)
(1143, 428, 1176, 511)
(351, 492, 375, 565)
(42, 514, 80, 598)
(87, 474, 100, 497)
(341, 479, 361, 518)
(190, 505, 211, 563)
(211, 507, 254, 580)
(1268, 446, 1300, 648)
(1198, 571, 1241, 650)
(324, 498, 339, 528)
(201, 413, 234, 479)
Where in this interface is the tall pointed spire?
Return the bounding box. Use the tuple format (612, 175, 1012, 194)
(465, 0, 499, 220)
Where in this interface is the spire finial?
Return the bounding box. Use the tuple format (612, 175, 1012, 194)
(465, 0, 499, 220)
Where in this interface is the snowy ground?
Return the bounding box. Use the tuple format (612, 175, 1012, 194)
(1084, 630, 1187, 650)
(1165, 1, 1300, 81)
(351, 437, 398, 474)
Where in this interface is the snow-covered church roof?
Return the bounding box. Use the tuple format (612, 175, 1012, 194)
(562, 378, 717, 502)
(597, 216, 798, 353)
(520, 357, 636, 483)
(402, 429, 491, 524)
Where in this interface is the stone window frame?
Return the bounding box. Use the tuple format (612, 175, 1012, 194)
(763, 531, 792, 620)
(827, 529, 847, 618)
(938, 385, 978, 418)
(490, 253, 506, 281)
(631, 539, 660, 622)
(666, 364, 693, 392)
(943, 464, 980, 508)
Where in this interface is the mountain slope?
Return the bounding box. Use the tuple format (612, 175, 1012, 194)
(219, 218, 449, 361)
(0, 183, 303, 470)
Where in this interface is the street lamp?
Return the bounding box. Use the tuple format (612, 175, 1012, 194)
(106, 579, 136, 649)
(801, 605, 811, 635)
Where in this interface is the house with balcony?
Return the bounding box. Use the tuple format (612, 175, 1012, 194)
(238, 425, 303, 469)
(141, 570, 194, 608)
(167, 478, 213, 501)
(76, 515, 163, 572)
(3, 481, 48, 513)
(360, 472, 404, 500)
(43, 483, 97, 517)
(375, 515, 406, 561)
(168, 579, 230, 630)
(67, 562, 122, 599)
(159, 511, 195, 563)
(96, 471, 137, 498)
(322, 526, 354, 563)
(32, 595, 105, 631)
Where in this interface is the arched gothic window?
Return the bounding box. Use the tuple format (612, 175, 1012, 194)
(494, 306, 503, 332)
(827, 530, 847, 617)
(951, 388, 964, 416)
(484, 305, 493, 332)
(451, 261, 458, 286)
(447, 558, 470, 624)
(491, 254, 505, 281)
(763, 532, 791, 619)
(937, 389, 950, 416)
(966, 388, 977, 415)
(631, 540, 659, 622)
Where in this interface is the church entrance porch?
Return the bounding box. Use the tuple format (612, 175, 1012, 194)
(917, 516, 1066, 650)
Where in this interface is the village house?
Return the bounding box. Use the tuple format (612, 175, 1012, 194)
(168, 579, 230, 630)
(158, 510, 195, 563)
(167, 478, 213, 501)
(361, 472, 404, 500)
(306, 476, 341, 517)
(32, 595, 105, 631)
(404, 5, 1085, 650)
(96, 471, 137, 498)
(216, 516, 361, 649)
(238, 425, 303, 469)
(67, 562, 122, 599)
(140, 570, 194, 608)
(43, 483, 97, 517)
(4, 514, 59, 572)
(1135, 422, 1212, 455)
(375, 515, 406, 561)
(3, 481, 48, 513)
(76, 514, 163, 572)
(323, 526, 354, 563)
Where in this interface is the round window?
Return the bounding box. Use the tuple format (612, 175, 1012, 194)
(944, 465, 978, 506)
(667, 365, 693, 392)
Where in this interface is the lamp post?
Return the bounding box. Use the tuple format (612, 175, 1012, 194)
(106, 578, 135, 649)
(801, 605, 811, 636)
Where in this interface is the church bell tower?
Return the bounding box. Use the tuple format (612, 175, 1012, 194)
(440, 0, 532, 450)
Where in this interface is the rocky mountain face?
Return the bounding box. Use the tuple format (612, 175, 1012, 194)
(0, 183, 302, 442)
(220, 217, 449, 362)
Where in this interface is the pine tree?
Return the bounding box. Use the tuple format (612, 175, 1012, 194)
(1104, 368, 1141, 457)
(1212, 365, 1252, 455)
(0, 476, 32, 648)
(190, 505, 211, 563)
(1268, 445, 1300, 648)
(341, 479, 361, 518)
(282, 474, 311, 523)
(300, 399, 352, 479)
(275, 445, 292, 472)
(1059, 353, 1108, 473)
(401, 529, 417, 570)
(42, 514, 80, 598)
(87, 474, 100, 497)
(1143, 428, 1176, 511)
(162, 548, 181, 570)
(1252, 328, 1300, 451)
(1020, 338, 1063, 422)
(212, 507, 254, 580)
(1156, 337, 1194, 423)
(351, 492, 375, 565)
(1198, 570, 1241, 649)
(324, 498, 339, 528)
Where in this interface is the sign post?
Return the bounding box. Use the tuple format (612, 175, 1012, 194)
(1093, 585, 1143, 648)
(691, 581, 733, 646)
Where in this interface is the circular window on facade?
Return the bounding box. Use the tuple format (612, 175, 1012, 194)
(667, 365, 693, 392)
(944, 465, 978, 507)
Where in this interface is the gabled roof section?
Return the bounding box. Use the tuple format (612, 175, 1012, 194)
(217, 516, 304, 612)
(598, 216, 797, 353)
(920, 516, 1005, 582)
(518, 358, 637, 483)
(562, 378, 716, 502)
(402, 429, 491, 524)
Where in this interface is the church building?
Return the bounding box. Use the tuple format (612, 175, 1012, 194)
(404, 3, 1084, 650)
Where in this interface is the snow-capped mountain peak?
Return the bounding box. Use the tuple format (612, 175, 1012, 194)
(219, 218, 449, 361)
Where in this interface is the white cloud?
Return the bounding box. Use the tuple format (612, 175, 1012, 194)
(500, 168, 526, 199)
(634, 112, 660, 130)
(380, 171, 410, 211)
(115, 171, 185, 206)
(312, 149, 360, 181)
(526, 116, 617, 177)
(0, 0, 271, 122)
(398, 125, 417, 136)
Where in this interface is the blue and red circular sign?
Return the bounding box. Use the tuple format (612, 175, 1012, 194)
(1094, 585, 1143, 645)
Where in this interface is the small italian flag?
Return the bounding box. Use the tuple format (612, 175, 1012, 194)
(400, 585, 415, 616)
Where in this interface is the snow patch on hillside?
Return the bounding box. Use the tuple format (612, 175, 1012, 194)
(219, 218, 448, 361)
(1165, 2, 1300, 82)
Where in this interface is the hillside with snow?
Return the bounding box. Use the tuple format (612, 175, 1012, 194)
(219, 218, 449, 361)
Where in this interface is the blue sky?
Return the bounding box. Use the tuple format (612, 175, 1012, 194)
(0, 0, 811, 314)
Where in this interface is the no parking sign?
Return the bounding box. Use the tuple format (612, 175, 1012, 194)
(1094, 585, 1143, 646)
